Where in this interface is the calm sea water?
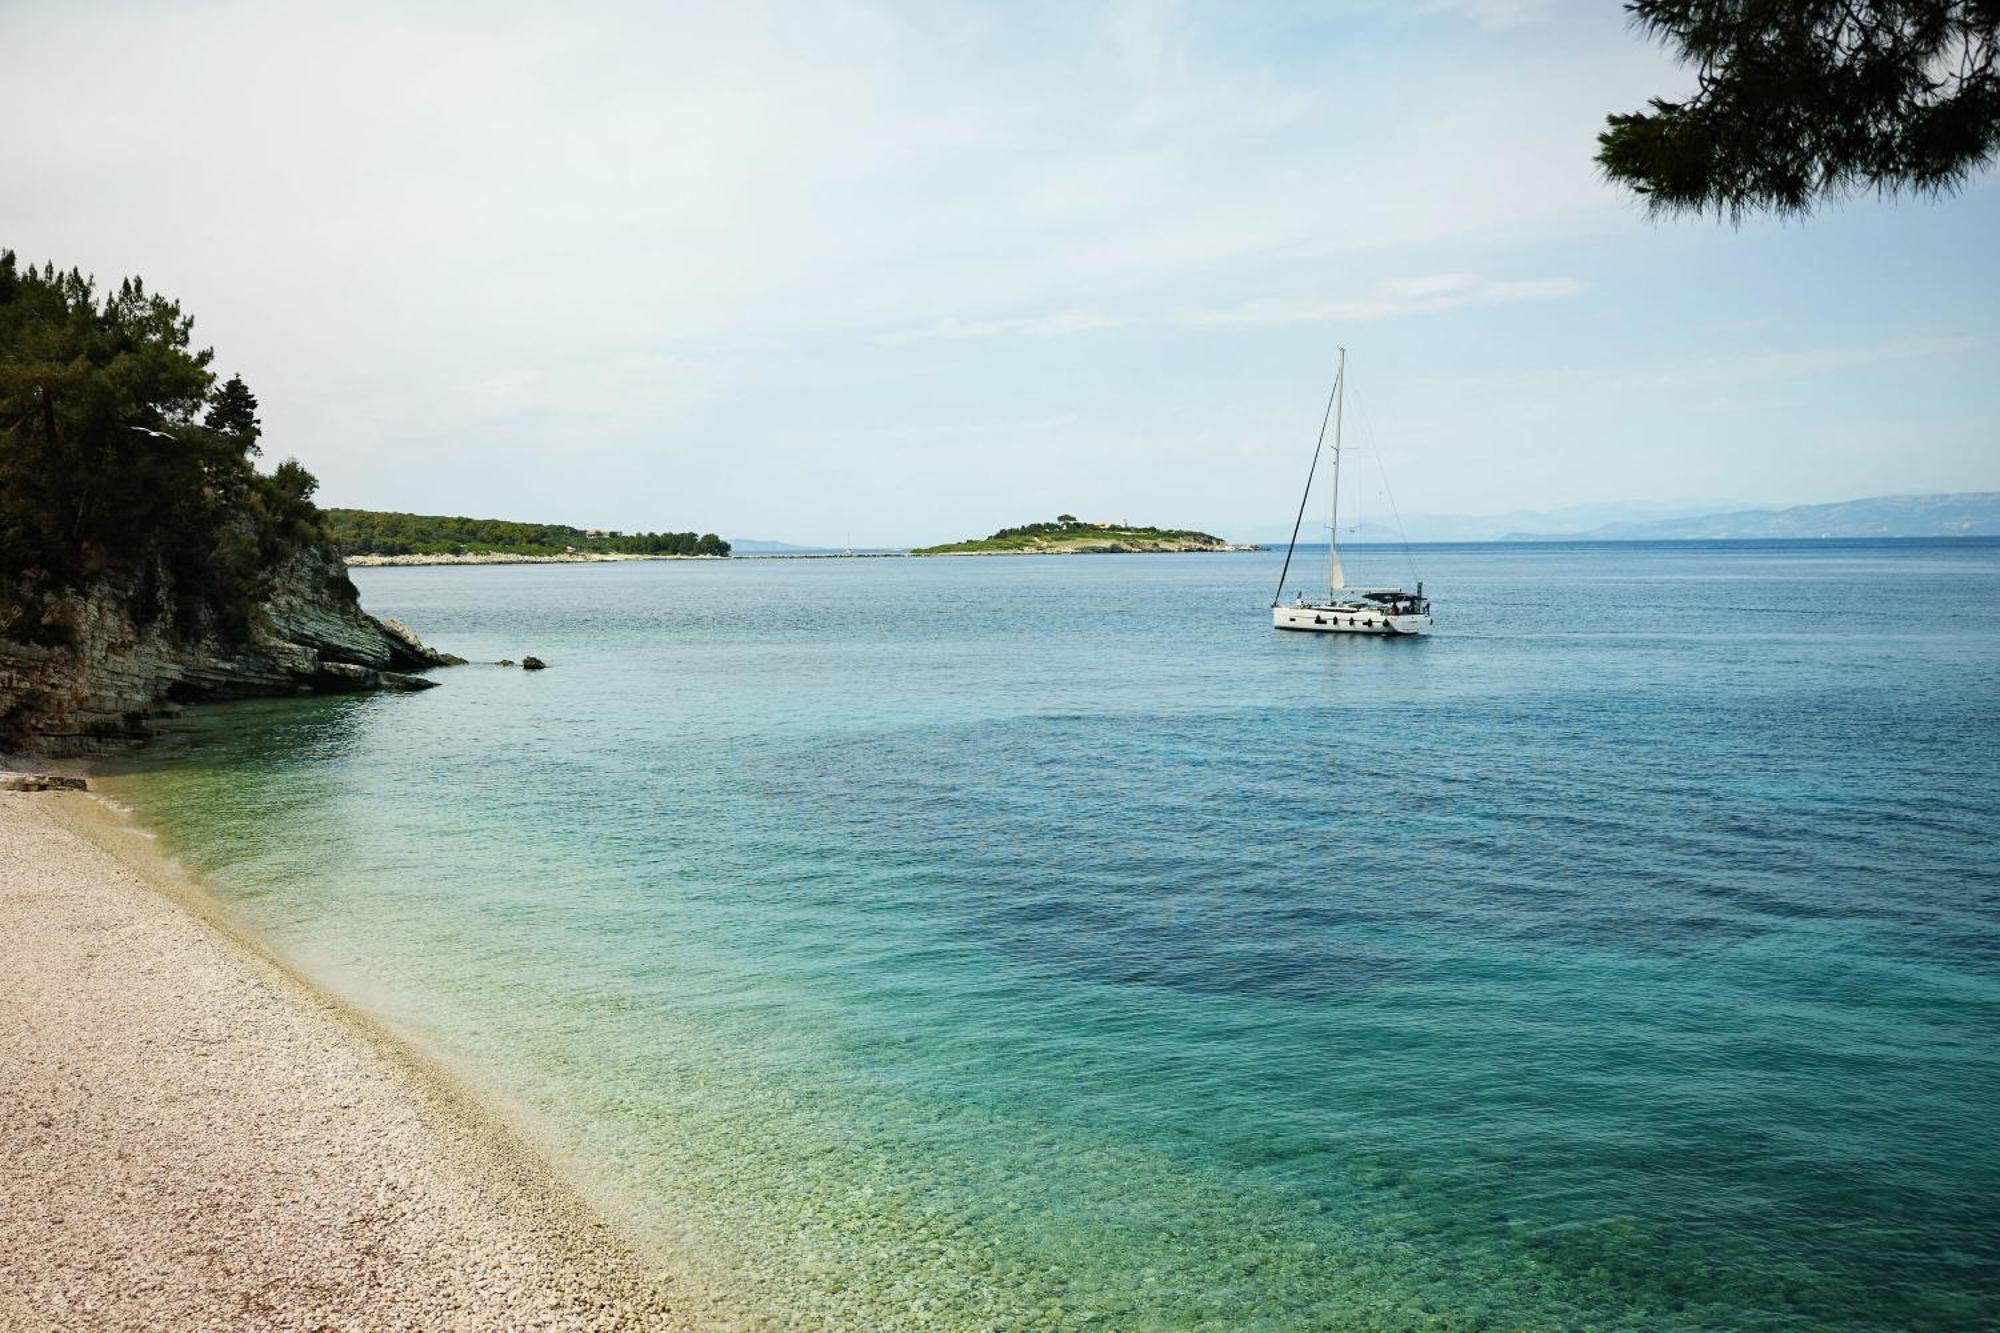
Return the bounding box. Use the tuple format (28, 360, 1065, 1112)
(112, 542, 2000, 1330)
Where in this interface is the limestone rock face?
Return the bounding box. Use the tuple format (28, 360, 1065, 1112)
(379, 618, 467, 667)
(0, 549, 459, 754)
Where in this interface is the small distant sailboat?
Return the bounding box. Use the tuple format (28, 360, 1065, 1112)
(1271, 348, 1432, 636)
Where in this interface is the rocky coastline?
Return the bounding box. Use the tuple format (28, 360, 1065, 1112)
(0, 549, 462, 755)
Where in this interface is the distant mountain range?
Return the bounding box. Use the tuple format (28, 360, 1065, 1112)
(1506, 493, 2000, 542)
(1236, 499, 1750, 545)
(1226, 493, 1998, 545)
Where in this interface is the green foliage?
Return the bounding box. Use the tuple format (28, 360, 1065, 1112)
(912, 516, 1227, 554)
(324, 509, 730, 558)
(1599, 2, 2000, 218)
(0, 250, 330, 644)
(206, 374, 261, 453)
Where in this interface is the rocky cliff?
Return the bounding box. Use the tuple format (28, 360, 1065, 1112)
(0, 549, 461, 754)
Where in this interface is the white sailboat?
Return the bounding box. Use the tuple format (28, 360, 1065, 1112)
(1271, 348, 1432, 636)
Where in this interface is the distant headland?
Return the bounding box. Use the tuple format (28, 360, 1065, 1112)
(326, 509, 730, 564)
(912, 515, 1245, 556)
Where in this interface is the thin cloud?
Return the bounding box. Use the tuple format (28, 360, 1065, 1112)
(1418, 0, 1553, 29)
(1721, 336, 1983, 382)
(1186, 275, 1584, 327)
(913, 311, 1138, 340)
(1536, 335, 1990, 397)
(1424, 335, 1985, 401)
(902, 275, 1583, 340)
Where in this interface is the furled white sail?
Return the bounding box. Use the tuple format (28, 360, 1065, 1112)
(1328, 545, 1345, 592)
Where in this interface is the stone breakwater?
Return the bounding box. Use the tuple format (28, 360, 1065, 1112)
(0, 790, 688, 1331)
(0, 551, 463, 754)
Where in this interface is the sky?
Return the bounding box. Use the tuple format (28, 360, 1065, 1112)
(4, 0, 1997, 546)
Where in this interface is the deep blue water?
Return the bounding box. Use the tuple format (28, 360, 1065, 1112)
(114, 541, 2000, 1329)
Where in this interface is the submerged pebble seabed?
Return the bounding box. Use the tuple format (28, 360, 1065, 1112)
(0, 794, 678, 1331)
(114, 542, 2000, 1330)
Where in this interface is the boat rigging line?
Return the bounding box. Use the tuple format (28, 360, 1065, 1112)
(1346, 379, 1423, 594)
(1271, 362, 1342, 608)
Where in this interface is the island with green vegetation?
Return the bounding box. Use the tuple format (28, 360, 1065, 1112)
(327, 509, 729, 562)
(911, 515, 1239, 556)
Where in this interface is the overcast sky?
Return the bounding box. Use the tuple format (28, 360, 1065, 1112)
(6, 0, 1996, 545)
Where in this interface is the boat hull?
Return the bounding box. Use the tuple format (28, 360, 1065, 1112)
(1272, 605, 1431, 636)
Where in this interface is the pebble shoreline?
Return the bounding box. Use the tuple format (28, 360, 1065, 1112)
(0, 790, 704, 1332)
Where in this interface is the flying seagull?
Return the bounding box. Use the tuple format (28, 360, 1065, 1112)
(128, 426, 176, 440)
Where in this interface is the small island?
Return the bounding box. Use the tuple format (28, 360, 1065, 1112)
(912, 514, 1240, 556)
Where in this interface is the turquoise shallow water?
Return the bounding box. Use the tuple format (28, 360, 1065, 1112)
(113, 542, 1999, 1330)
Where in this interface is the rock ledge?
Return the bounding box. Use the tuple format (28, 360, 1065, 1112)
(0, 550, 462, 754)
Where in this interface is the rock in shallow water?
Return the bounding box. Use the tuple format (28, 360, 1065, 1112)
(312, 664, 443, 694)
(380, 617, 467, 666)
(0, 773, 87, 792)
(521, 657, 548, 671)
(312, 662, 380, 693)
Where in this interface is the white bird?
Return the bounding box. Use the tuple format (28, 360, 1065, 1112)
(128, 426, 176, 440)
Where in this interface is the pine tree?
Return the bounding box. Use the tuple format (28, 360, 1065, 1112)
(1, 251, 328, 643)
(207, 374, 262, 453)
(1599, 1, 2000, 219)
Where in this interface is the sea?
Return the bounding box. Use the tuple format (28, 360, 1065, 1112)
(106, 540, 2000, 1330)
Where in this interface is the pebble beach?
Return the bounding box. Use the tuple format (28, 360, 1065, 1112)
(0, 789, 693, 1333)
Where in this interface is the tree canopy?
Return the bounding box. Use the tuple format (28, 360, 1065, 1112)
(1598, 1, 2000, 218)
(207, 374, 262, 451)
(0, 251, 337, 644)
(324, 509, 729, 558)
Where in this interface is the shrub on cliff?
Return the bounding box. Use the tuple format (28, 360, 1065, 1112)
(0, 251, 341, 644)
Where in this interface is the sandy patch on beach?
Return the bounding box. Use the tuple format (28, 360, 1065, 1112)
(0, 790, 697, 1332)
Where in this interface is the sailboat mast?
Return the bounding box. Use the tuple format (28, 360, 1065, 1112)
(1270, 361, 1341, 608)
(1327, 346, 1345, 595)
